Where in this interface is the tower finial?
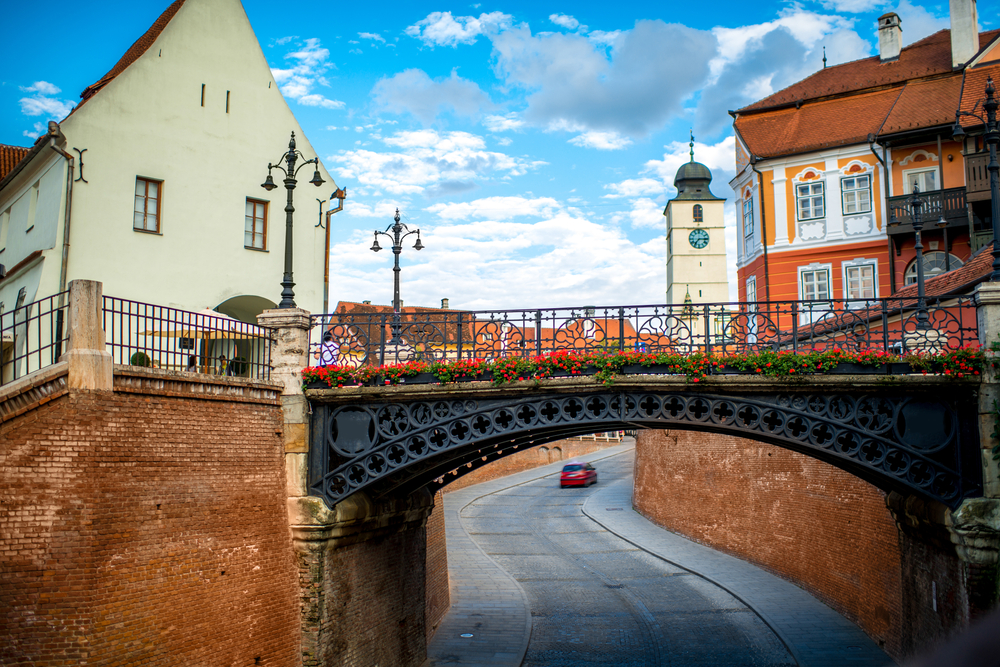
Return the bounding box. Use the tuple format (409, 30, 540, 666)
(689, 130, 695, 163)
(823, 46, 827, 69)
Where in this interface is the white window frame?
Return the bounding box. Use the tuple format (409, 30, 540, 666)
(795, 181, 825, 221)
(798, 263, 833, 325)
(842, 258, 878, 307)
(841, 174, 872, 215)
(901, 167, 938, 195)
(745, 275, 758, 344)
(742, 197, 754, 241)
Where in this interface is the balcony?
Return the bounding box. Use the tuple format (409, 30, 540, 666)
(965, 152, 991, 203)
(886, 187, 968, 235)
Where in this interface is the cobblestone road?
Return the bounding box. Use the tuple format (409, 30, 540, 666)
(462, 452, 796, 667)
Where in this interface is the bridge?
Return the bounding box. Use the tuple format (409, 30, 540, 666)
(305, 295, 984, 510)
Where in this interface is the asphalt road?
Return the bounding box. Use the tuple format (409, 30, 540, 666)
(460, 453, 797, 667)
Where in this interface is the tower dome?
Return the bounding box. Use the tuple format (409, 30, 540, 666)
(672, 133, 724, 201)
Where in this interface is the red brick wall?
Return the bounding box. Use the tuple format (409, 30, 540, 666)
(425, 491, 449, 643)
(0, 388, 300, 666)
(633, 429, 904, 659)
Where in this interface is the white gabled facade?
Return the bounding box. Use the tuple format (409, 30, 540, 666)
(0, 0, 338, 323)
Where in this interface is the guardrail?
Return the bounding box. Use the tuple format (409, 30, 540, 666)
(309, 296, 979, 367)
(103, 296, 274, 379)
(0, 291, 69, 386)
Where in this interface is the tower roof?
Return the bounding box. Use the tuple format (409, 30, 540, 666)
(670, 131, 724, 201)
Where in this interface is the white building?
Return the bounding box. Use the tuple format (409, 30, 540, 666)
(0, 0, 339, 327)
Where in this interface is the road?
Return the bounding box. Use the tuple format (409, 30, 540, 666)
(460, 451, 795, 666)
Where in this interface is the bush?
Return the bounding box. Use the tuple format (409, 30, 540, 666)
(129, 351, 151, 367)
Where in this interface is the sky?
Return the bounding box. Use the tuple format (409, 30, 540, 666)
(1, 0, 992, 311)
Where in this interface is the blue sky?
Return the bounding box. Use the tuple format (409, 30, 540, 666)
(1, 0, 988, 310)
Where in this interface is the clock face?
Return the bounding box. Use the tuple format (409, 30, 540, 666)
(688, 228, 709, 249)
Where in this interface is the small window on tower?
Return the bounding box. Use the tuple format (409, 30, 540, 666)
(693, 204, 703, 222)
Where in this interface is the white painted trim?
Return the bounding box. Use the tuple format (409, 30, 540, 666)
(898, 149, 939, 166)
(841, 257, 879, 305)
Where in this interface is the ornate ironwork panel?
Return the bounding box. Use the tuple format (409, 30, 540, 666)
(309, 387, 980, 509)
(310, 297, 978, 368)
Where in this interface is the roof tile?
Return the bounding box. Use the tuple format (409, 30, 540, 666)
(0, 144, 31, 182)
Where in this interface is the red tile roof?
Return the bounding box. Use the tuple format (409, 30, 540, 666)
(892, 242, 994, 298)
(880, 75, 963, 135)
(73, 0, 186, 113)
(958, 62, 1000, 129)
(0, 144, 31, 181)
(739, 29, 1000, 113)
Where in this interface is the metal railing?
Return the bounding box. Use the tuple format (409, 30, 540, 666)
(887, 186, 968, 230)
(309, 296, 979, 367)
(0, 292, 69, 386)
(103, 296, 274, 379)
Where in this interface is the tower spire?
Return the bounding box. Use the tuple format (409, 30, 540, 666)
(689, 130, 695, 163)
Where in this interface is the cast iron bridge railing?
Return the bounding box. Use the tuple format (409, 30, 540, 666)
(309, 296, 979, 367)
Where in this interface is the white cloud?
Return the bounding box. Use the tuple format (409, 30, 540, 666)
(372, 69, 494, 124)
(496, 137, 513, 146)
(490, 20, 716, 137)
(625, 197, 664, 229)
(426, 196, 560, 220)
(22, 121, 47, 139)
(602, 178, 665, 199)
(270, 38, 345, 111)
(329, 209, 666, 309)
(549, 14, 580, 30)
(359, 32, 385, 43)
(568, 130, 633, 150)
(644, 136, 736, 189)
(328, 129, 545, 197)
(18, 81, 75, 119)
(299, 94, 346, 109)
(820, 0, 885, 12)
(483, 113, 525, 132)
(587, 30, 622, 46)
(405, 11, 513, 47)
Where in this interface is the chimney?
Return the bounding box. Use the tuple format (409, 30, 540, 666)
(362, 300, 371, 304)
(950, 0, 979, 67)
(878, 13, 902, 62)
(441, 298, 449, 309)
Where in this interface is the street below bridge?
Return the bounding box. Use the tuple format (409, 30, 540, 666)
(428, 443, 894, 667)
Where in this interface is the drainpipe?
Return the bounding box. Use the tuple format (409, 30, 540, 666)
(749, 158, 771, 302)
(869, 133, 896, 294)
(47, 122, 74, 358)
(322, 188, 346, 314)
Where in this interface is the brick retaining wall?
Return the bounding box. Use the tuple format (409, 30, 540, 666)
(0, 372, 300, 666)
(633, 429, 905, 660)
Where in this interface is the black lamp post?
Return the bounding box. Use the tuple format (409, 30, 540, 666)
(952, 76, 1000, 281)
(907, 187, 930, 329)
(370, 208, 423, 344)
(261, 131, 325, 308)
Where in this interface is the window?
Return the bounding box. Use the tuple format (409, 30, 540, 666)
(800, 267, 831, 300)
(796, 182, 825, 220)
(742, 198, 754, 239)
(904, 169, 937, 195)
(746, 276, 757, 303)
(841, 175, 871, 215)
(693, 204, 703, 222)
(904, 252, 963, 285)
(844, 262, 876, 301)
(134, 177, 162, 233)
(245, 199, 268, 250)
(0, 207, 9, 254)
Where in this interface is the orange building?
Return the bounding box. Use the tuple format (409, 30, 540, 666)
(730, 0, 998, 306)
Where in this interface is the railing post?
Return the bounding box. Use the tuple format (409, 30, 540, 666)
(535, 310, 542, 356)
(791, 302, 798, 353)
(618, 308, 625, 352)
(379, 314, 387, 365)
(456, 312, 464, 361)
(703, 305, 712, 355)
(64, 279, 113, 391)
(256, 308, 312, 500)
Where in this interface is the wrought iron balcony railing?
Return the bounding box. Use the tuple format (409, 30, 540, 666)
(309, 296, 979, 368)
(887, 187, 968, 233)
(0, 292, 69, 386)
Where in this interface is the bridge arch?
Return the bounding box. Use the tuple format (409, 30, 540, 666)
(307, 381, 981, 510)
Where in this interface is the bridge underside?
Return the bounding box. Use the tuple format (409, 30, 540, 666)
(308, 383, 982, 510)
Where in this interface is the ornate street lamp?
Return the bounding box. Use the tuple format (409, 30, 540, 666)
(371, 209, 423, 344)
(952, 76, 1000, 281)
(261, 131, 325, 308)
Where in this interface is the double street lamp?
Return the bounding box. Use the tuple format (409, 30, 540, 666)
(261, 131, 325, 309)
(952, 76, 1000, 281)
(371, 209, 423, 344)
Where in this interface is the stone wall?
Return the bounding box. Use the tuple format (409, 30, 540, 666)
(633, 429, 905, 659)
(0, 368, 300, 666)
(425, 490, 449, 643)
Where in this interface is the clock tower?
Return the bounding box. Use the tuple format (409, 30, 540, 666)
(664, 135, 728, 304)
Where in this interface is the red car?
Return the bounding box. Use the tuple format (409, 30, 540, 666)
(560, 462, 597, 488)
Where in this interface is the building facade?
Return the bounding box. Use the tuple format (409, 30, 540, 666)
(0, 0, 339, 326)
(730, 0, 998, 304)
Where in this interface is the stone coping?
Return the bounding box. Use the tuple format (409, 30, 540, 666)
(307, 372, 978, 404)
(0, 362, 69, 423)
(113, 365, 283, 404)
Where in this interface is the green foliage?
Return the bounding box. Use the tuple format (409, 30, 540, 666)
(129, 351, 151, 367)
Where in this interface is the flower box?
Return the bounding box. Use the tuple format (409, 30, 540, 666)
(832, 362, 886, 375)
(546, 366, 600, 378)
(396, 372, 438, 385)
(886, 363, 913, 375)
(621, 364, 679, 375)
(713, 364, 752, 375)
